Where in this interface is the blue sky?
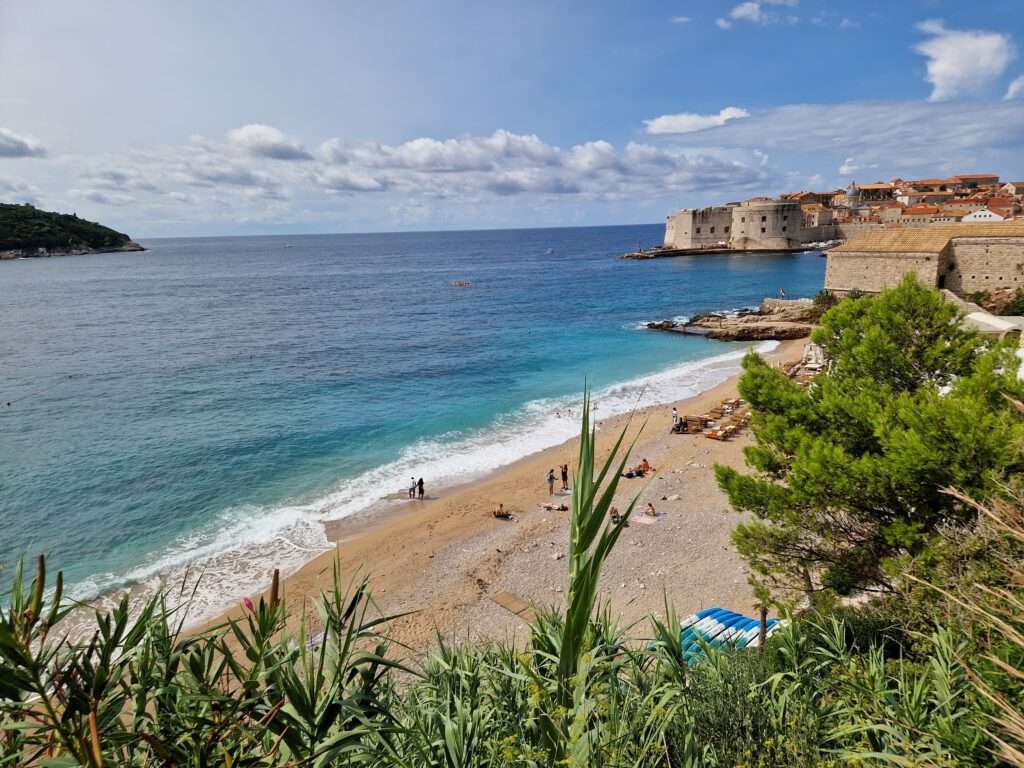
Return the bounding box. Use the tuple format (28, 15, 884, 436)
(3, 0, 1024, 236)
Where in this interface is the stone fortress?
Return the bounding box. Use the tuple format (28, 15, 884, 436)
(662, 173, 1024, 310)
(662, 173, 1023, 253)
(824, 223, 1024, 297)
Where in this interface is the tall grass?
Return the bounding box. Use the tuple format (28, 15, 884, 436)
(1, 394, 1020, 766)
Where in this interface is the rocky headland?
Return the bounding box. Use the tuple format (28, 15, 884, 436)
(0, 203, 145, 260)
(646, 298, 818, 341)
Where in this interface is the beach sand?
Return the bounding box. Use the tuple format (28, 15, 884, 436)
(204, 339, 804, 656)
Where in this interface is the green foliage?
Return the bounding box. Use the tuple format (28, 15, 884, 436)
(718, 276, 1024, 601)
(1003, 289, 1024, 316)
(1, 390, 1019, 766)
(0, 203, 131, 251)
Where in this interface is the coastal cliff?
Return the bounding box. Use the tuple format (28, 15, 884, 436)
(0, 203, 144, 259)
(647, 297, 817, 341)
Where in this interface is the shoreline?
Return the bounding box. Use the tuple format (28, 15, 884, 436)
(196, 338, 805, 653)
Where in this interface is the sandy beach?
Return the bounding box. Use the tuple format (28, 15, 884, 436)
(203, 339, 805, 655)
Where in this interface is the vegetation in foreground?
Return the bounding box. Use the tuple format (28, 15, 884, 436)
(0, 203, 133, 252)
(2, 279, 1023, 766)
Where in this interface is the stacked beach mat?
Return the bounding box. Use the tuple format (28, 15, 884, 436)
(679, 607, 784, 660)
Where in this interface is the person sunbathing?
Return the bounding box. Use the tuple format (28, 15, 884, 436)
(640, 459, 654, 474)
(645, 502, 657, 517)
(539, 502, 569, 511)
(493, 503, 512, 519)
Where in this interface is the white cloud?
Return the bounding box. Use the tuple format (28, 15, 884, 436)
(719, 0, 799, 28)
(670, 15, 691, 23)
(643, 106, 750, 135)
(643, 100, 1024, 182)
(0, 127, 46, 158)
(914, 19, 1015, 101)
(227, 123, 312, 160)
(313, 168, 389, 193)
(838, 157, 859, 175)
(1005, 75, 1024, 100)
(321, 130, 559, 172)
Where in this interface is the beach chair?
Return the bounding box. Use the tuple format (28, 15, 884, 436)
(677, 607, 785, 662)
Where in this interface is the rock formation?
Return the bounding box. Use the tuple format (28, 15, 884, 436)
(646, 298, 817, 341)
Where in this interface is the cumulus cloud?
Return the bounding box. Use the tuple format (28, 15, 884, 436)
(320, 130, 559, 172)
(670, 15, 691, 23)
(313, 167, 389, 193)
(914, 19, 1015, 101)
(643, 107, 750, 135)
(717, 0, 799, 29)
(838, 157, 859, 175)
(312, 129, 768, 200)
(227, 123, 312, 160)
(1005, 75, 1024, 100)
(0, 127, 46, 158)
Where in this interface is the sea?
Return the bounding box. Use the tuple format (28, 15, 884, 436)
(0, 225, 825, 621)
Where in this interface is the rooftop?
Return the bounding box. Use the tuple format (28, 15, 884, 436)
(830, 222, 1024, 254)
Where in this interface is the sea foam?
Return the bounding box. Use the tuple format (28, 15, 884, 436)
(69, 340, 777, 626)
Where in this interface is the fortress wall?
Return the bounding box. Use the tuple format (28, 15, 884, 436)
(665, 207, 733, 249)
(945, 238, 1024, 293)
(730, 200, 803, 249)
(824, 251, 944, 294)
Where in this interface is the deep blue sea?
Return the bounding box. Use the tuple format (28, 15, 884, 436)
(0, 225, 825, 619)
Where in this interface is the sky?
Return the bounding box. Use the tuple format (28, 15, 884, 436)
(3, 0, 1024, 237)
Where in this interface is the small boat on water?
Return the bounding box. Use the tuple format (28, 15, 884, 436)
(452, 279, 473, 288)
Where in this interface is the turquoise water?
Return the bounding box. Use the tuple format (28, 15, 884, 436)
(0, 225, 825, 618)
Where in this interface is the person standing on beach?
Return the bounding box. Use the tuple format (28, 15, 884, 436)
(560, 463, 569, 491)
(671, 407, 679, 427)
(409, 477, 417, 499)
(546, 468, 556, 495)
(417, 477, 425, 500)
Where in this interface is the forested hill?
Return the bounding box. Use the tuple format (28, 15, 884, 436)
(0, 203, 143, 255)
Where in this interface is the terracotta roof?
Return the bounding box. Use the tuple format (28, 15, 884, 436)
(902, 206, 940, 215)
(951, 174, 999, 181)
(987, 197, 1014, 207)
(905, 178, 948, 187)
(829, 222, 1024, 254)
(858, 182, 894, 190)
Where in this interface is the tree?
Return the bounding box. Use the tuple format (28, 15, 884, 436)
(716, 276, 1024, 602)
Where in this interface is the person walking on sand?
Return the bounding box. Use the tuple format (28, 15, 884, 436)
(409, 477, 417, 499)
(560, 463, 569, 491)
(546, 468, 556, 495)
(417, 477, 425, 500)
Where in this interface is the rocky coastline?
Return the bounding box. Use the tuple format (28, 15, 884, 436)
(646, 298, 818, 341)
(0, 241, 146, 260)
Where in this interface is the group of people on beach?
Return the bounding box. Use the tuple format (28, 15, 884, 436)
(408, 477, 425, 500)
(546, 464, 570, 495)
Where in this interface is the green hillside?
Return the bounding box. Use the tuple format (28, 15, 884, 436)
(0, 202, 135, 252)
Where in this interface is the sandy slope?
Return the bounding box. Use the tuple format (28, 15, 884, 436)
(206, 339, 804, 657)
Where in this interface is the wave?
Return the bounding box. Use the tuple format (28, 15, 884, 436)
(67, 340, 778, 626)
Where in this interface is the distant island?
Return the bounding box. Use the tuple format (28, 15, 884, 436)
(0, 203, 144, 259)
